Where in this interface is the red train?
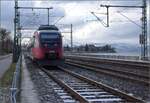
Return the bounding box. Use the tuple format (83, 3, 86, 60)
(27, 25, 64, 66)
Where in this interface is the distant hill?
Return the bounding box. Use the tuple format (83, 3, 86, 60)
(64, 43, 150, 56)
(111, 43, 150, 56)
(111, 43, 140, 53)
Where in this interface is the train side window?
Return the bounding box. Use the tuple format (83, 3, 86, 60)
(31, 36, 35, 47)
(33, 36, 39, 47)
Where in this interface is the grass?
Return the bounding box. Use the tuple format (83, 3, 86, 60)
(0, 62, 22, 103)
(0, 63, 16, 87)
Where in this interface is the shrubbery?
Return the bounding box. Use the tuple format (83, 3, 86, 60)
(0, 28, 13, 54)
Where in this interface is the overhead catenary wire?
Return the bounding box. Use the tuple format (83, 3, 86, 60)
(1, 0, 143, 2)
(90, 2, 142, 27)
(90, 12, 108, 27)
(116, 11, 142, 28)
(53, 16, 64, 25)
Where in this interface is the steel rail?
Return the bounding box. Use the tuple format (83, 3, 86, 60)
(65, 60, 150, 86)
(65, 56, 150, 70)
(66, 55, 150, 66)
(41, 68, 89, 103)
(58, 66, 145, 103)
(66, 59, 150, 80)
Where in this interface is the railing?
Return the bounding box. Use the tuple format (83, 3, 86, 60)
(10, 55, 22, 103)
(0, 88, 10, 103)
(86, 54, 140, 61)
(65, 52, 143, 61)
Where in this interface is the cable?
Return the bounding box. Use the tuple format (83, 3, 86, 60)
(116, 11, 142, 28)
(90, 12, 107, 27)
(53, 16, 64, 25)
(1, 0, 142, 2)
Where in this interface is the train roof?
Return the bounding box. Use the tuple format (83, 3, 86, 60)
(34, 30, 61, 36)
(38, 25, 59, 31)
(38, 30, 61, 34)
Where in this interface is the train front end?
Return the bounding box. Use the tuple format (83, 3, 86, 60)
(32, 25, 64, 66)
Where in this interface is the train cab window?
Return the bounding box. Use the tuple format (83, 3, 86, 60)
(40, 32, 61, 47)
(40, 33, 60, 39)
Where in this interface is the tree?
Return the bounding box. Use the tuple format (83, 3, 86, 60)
(100, 44, 116, 53)
(85, 44, 89, 51)
(0, 28, 11, 53)
(66, 45, 70, 51)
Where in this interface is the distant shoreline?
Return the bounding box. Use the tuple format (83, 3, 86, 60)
(65, 52, 140, 56)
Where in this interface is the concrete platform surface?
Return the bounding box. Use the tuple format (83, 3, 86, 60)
(21, 58, 40, 103)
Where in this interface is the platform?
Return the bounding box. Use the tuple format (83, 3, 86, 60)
(21, 58, 40, 103)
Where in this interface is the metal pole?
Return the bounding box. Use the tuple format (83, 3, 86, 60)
(16, 11, 21, 60)
(18, 7, 53, 9)
(13, 6, 53, 62)
(149, 0, 150, 60)
(0, 0, 1, 28)
(18, 12, 21, 57)
(13, 0, 18, 62)
(0, 3, 2, 53)
(106, 6, 109, 27)
(142, 0, 148, 60)
(48, 8, 49, 25)
(100, 5, 144, 8)
(71, 24, 73, 52)
(16, 7, 53, 26)
(19, 38, 21, 67)
(101, 2, 148, 60)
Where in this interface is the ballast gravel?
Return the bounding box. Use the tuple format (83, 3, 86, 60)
(24, 58, 64, 103)
(61, 63, 150, 102)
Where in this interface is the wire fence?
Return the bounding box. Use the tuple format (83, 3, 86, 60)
(0, 54, 22, 103)
(10, 55, 22, 103)
(65, 52, 150, 61)
(0, 54, 13, 103)
(89, 54, 150, 61)
(0, 87, 10, 103)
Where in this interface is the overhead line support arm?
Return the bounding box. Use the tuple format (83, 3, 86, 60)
(100, 5, 144, 8)
(17, 7, 53, 9)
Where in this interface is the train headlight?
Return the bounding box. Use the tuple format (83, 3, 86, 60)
(54, 43, 58, 46)
(44, 44, 48, 47)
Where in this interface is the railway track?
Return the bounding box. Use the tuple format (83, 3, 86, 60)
(46, 77, 77, 103)
(65, 59, 150, 86)
(41, 66, 145, 103)
(65, 56, 150, 71)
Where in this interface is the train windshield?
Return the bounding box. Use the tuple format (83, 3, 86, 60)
(40, 32, 61, 47)
(40, 32, 60, 40)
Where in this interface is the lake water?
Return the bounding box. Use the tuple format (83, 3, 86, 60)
(85, 52, 140, 56)
(75, 52, 141, 56)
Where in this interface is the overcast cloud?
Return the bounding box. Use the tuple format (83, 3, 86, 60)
(0, 0, 150, 46)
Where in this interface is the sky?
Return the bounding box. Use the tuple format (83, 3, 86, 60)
(0, 0, 150, 47)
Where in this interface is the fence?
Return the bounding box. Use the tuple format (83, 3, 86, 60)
(0, 55, 21, 103)
(84, 54, 140, 61)
(65, 52, 141, 61)
(10, 55, 22, 103)
(0, 88, 10, 103)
